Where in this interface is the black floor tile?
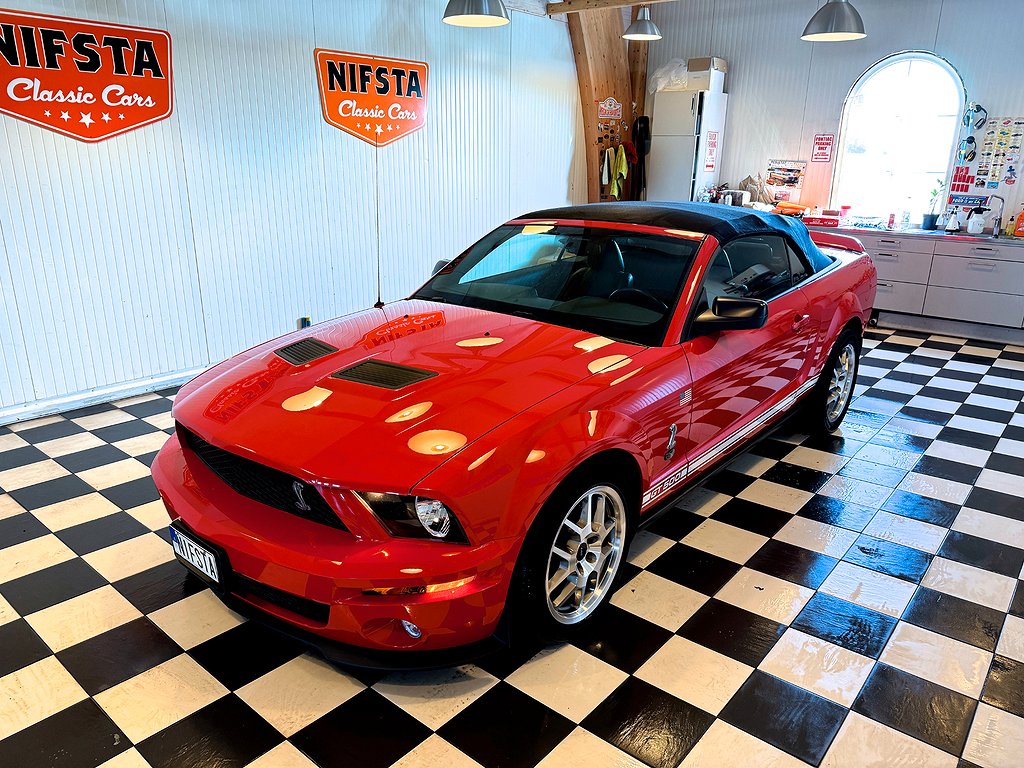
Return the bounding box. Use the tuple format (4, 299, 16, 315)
(572, 605, 673, 674)
(647, 544, 741, 596)
(16, 419, 85, 444)
(799, 433, 866, 457)
(761, 462, 832, 493)
(8, 474, 94, 510)
(853, 663, 977, 755)
(678, 599, 785, 667)
(0, 699, 130, 768)
(156, 386, 181, 397)
(912, 455, 983, 485)
(843, 534, 932, 583)
(797, 495, 876, 532)
(114, 560, 206, 614)
(121, 399, 172, 418)
(0, 558, 107, 615)
(58, 617, 180, 695)
(985, 452, 1024, 477)
(964, 487, 1024, 523)
(936, 427, 999, 452)
(439, 682, 574, 768)
(0, 512, 49, 547)
(750, 438, 794, 460)
(864, 387, 914, 404)
(897, 407, 951, 426)
(645, 507, 704, 541)
(1012, 582, 1024, 618)
(56, 444, 131, 473)
(957, 404, 1013, 424)
(63, 402, 116, 419)
(581, 677, 714, 768)
(882, 489, 960, 527)
(701, 469, 756, 497)
(746, 539, 838, 589)
(933, 368, 985, 383)
(918, 385, 970, 403)
(982, 655, 1024, 719)
(938, 531, 1024, 578)
(93, 419, 160, 443)
(0, 444, 46, 471)
(0, 619, 51, 677)
(137, 694, 282, 768)
(56, 511, 149, 555)
(719, 670, 847, 765)
(902, 587, 1004, 652)
(189, 620, 304, 690)
(839, 458, 908, 488)
(868, 428, 933, 453)
(711, 499, 791, 537)
(100, 475, 161, 509)
(1002, 424, 1024, 443)
(791, 591, 897, 659)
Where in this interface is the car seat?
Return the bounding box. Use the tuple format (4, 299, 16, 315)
(564, 241, 633, 299)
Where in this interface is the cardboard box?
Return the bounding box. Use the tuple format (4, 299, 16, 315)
(687, 57, 728, 73)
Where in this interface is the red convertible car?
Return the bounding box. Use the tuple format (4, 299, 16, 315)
(153, 202, 876, 666)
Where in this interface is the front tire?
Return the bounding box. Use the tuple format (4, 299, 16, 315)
(800, 329, 861, 434)
(511, 472, 633, 641)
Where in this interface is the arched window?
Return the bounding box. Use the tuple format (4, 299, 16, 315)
(832, 52, 965, 222)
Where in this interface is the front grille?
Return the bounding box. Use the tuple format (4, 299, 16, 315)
(331, 359, 437, 389)
(275, 338, 338, 365)
(178, 425, 346, 531)
(234, 574, 331, 624)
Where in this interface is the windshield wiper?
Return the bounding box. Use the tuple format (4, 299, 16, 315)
(414, 294, 448, 303)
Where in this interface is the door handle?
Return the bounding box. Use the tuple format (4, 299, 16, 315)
(792, 313, 811, 331)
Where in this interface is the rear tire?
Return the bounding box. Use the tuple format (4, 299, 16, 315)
(510, 469, 635, 643)
(800, 329, 861, 435)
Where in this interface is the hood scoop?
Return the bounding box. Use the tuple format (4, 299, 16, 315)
(275, 338, 338, 365)
(331, 359, 437, 390)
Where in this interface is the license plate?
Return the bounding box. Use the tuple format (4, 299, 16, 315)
(170, 527, 220, 583)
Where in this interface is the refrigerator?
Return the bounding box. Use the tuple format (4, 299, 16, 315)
(647, 85, 728, 202)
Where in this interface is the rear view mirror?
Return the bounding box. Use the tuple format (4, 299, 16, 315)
(692, 296, 768, 335)
(432, 259, 451, 275)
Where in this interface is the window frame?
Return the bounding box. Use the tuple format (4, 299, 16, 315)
(830, 50, 967, 211)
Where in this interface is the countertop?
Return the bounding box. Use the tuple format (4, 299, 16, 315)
(807, 224, 1024, 248)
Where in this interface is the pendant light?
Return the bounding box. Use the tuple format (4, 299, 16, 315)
(801, 0, 866, 41)
(623, 6, 662, 42)
(442, 0, 510, 27)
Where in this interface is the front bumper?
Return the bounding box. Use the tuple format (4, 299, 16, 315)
(152, 434, 520, 658)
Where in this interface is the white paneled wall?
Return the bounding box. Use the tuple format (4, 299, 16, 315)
(0, 1, 585, 421)
(649, 0, 1024, 212)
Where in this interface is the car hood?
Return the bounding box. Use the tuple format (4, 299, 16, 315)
(173, 300, 645, 492)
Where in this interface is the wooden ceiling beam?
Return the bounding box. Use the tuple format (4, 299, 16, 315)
(546, 0, 676, 15)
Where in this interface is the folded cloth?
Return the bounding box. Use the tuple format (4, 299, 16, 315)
(601, 147, 613, 186)
(610, 144, 628, 200)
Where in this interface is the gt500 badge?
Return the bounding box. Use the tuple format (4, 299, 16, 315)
(0, 10, 172, 142)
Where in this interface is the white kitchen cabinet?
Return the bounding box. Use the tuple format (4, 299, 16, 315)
(874, 280, 927, 314)
(923, 286, 1024, 328)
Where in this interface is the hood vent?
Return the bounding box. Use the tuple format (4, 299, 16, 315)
(275, 338, 338, 366)
(332, 359, 437, 390)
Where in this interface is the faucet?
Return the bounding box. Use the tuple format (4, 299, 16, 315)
(990, 195, 1006, 238)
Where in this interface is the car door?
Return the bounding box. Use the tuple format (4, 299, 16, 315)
(680, 235, 817, 471)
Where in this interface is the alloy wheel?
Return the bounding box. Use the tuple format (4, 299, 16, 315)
(826, 343, 857, 423)
(544, 485, 626, 625)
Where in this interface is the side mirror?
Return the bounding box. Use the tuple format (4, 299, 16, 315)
(691, 296, 768, 335)
(431, 259, 451, 276)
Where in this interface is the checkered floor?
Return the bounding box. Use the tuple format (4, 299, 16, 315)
(2, 327, 1023, 768)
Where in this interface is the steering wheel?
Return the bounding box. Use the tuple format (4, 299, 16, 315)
(609, 288, 668, 314)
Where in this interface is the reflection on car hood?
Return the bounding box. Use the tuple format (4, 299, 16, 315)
(172, 300, 645, 492)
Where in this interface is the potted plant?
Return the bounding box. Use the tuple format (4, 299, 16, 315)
(923, 178, 944, 230)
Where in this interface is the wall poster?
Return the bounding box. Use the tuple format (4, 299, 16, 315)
(766, 159, 806, 202)
(315, 50, 428, 147)
(0, 9, 172, 142)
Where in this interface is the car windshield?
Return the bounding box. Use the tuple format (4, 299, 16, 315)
(413, 224, 702, 346)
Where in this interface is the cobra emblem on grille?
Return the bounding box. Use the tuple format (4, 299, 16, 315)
(292, 480, 312, 512)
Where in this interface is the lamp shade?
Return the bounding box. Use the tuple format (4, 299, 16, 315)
(442, 0, 510, 27)
(623, 6, 662, 41)
(801, 0, 866, 41)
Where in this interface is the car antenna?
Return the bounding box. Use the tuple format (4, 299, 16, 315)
(373, 150, 385, 309)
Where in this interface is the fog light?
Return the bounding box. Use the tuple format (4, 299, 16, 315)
(414, 498, 452, 538)
(401, 620, 422, 639)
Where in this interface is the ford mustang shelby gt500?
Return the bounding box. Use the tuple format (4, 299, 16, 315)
(153, 202, 876, 666)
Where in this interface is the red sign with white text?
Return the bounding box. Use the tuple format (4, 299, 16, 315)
(0, 9, 172, 142)
(315, 49, 428, 147)
(811, 133, 835, 163)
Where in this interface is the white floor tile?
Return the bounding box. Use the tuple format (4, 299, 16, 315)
(759, 628, 873, 707)
(963, 703, 1024, 768)
(716, 568, 814, 624)
(506, 644, 626, 723)
(922, 557, 1017, 612)
(880, 622, 992, 698)
(863, 510, 948, 554)
(818, 562, 917, 618)
(774, 516, 857, 559)
(611, 571, 707, 631)
(682, 519, 769, 564)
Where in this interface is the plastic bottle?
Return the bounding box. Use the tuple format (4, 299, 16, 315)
(1016, 206, 1024, 238)
(1005, 215, 1016, 238)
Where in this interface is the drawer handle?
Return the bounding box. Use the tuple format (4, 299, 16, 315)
(875, 252, 899, 259)
(877, 282, 894, 288)
(968, 260, 997, 268)
(971, 246, 999, 254)
(879, 239, 901, 246)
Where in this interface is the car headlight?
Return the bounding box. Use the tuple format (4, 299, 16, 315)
(354, 492, 468, 543)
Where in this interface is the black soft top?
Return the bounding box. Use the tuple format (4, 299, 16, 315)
(521, 201, 833, 272)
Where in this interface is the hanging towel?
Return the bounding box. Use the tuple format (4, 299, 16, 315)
(610, 144, 628, 200)
(601, 147, 613, 186)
